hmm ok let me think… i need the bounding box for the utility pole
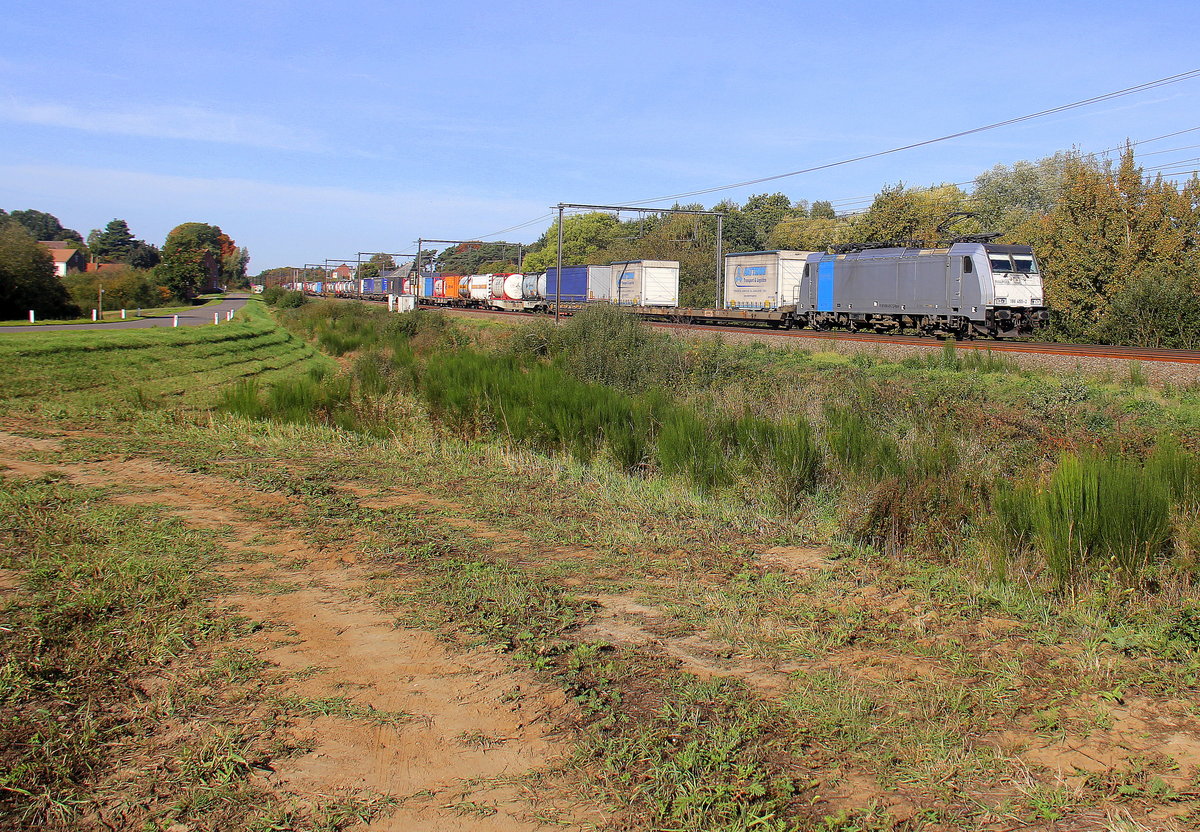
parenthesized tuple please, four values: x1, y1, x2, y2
(555, 205, 564, 323)
(550, 202, 725, 316)
(413, 238, 423, 295)
(715, 213, 724, 309)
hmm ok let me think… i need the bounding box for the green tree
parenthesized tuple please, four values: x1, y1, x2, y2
(768, 215, 848, 251)
(0, 224, 79, 318)
(157, 222, 226, 299)
(221, 246, 250, 285)
(809, 200, 836, 220)
(89, 219, 136, 262)
(436, 243, 521, 274)
(852, 183, 973, 246)
(972, 152, 1070, 235)
(127, 241, 161, 269)
(521, 213, 623, 273)
(356, 252, 397, 279)
(7, 209, 83, 243)
(1096, 271, 1200, 348)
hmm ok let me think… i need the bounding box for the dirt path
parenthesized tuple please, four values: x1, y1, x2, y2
(0, 431, 596, 831)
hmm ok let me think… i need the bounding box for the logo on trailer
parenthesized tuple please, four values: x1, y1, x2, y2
(733, 265, 767, 288)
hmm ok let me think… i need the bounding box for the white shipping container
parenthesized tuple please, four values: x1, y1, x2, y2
(611, 260, 679, 307)
(724, 251, 815, 309)
(587, 265, 613, 300)
(467, 274, 491, 301)
(503, 274, 524, 300)
(521, 274, 540, 299)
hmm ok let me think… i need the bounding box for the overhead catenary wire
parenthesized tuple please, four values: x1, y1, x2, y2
(438, 77, 1200, 252)
(826, 128, 1200, 212)
(616, 68, 1200, 207)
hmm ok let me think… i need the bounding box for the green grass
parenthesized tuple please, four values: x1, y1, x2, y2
(0, 295, 228, 326)
(4, 299, 1200, 829)
(0, 299, 331, 417)
(0, 480, 245, 828)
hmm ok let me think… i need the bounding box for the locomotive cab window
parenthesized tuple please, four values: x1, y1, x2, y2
(989, 255, 1012, 272)
(962, 257, 973, 274)
(1012, 256, 1038, 274)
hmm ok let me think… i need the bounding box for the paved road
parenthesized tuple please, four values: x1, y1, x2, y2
(0, 294, 251, 333)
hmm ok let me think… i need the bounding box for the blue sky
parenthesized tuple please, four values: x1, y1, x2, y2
(2, 0, 1198, 271)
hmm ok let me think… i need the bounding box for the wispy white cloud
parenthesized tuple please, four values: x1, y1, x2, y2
(0, 99, 325, 152)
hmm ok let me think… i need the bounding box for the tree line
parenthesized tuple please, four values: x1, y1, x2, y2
(0, 210, 249, 320)
(510, 145, 1200, 345)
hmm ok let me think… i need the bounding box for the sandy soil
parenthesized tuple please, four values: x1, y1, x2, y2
(0, 430, 597, 831)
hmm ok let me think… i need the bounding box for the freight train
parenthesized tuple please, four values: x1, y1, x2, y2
(294, 242, 1049, 338)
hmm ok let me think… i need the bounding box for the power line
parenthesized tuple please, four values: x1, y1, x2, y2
(826, 126, 1200, 209)
(617, 68, 1200, 206)
(469, 212, 556, 241)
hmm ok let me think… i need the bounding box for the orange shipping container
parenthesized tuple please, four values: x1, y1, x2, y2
(441, 275, 463, 300)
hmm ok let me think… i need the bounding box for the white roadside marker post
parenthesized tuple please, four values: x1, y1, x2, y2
(173, 315, 179, 327)
(92, 309, 98, 321)
(28, 311, 34, 323)
(121, 309, 126, 320)
(213, 312, 219, 325)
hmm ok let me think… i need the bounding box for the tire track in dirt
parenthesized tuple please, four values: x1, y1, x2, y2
(0, 431, 597, 831)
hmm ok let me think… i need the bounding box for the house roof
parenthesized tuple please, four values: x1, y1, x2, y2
(45, 247, 83, 263)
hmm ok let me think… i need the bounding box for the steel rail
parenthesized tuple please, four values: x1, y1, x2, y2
(418, 304, 1200, 365)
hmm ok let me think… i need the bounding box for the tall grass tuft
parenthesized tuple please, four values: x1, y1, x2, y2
(1145, 436, 1200, 507)
(824, 405, 900, 479)
(1004, 451, 1172, 588)
(218, 379, 265, 420)
(925, 339, 1017, 373)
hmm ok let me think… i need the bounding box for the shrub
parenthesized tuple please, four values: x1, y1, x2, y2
(274, 289, 306, 308)
(1096, 271, 1200, 349)
(552, 304, 684, 393)
(1002, 451, 1172, 588)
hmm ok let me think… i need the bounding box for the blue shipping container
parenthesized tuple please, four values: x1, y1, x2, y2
(422, 276, 435, 297)
(361, 278, 376, 294)
(379, 278, 390, 293)
(543, 266, 589, 303)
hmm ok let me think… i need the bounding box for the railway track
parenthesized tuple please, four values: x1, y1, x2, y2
(421, 303, 1200, 365)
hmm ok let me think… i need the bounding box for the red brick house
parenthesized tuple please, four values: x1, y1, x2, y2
(200, 251, 222, 292)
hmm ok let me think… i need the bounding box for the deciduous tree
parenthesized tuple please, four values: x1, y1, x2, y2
(157, 222, 227, 299)
(0, 224, 79, 318)
(7, 209, 83, 243)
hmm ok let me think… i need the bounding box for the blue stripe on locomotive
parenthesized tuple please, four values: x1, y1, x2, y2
(817, 260, 835, 312)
